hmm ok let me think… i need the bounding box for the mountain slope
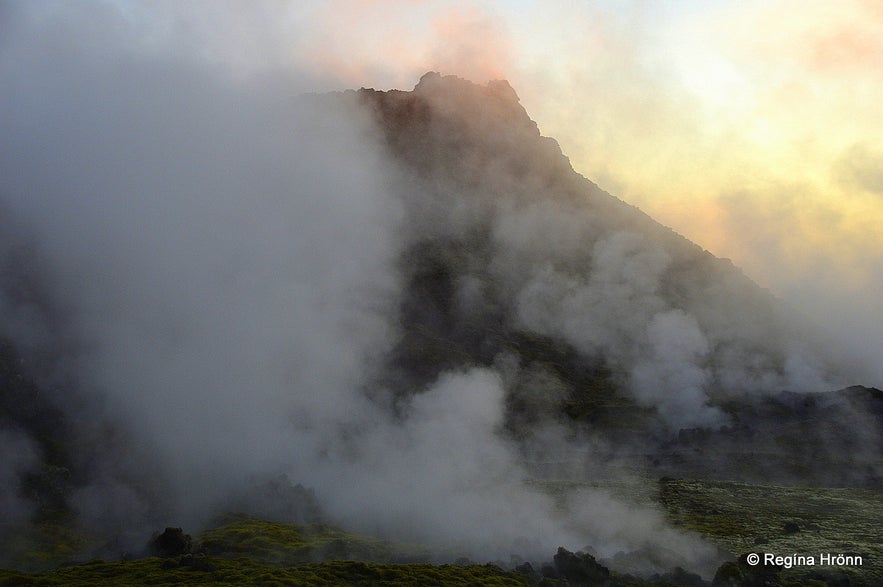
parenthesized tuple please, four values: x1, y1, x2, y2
(353, 72, 843, 431)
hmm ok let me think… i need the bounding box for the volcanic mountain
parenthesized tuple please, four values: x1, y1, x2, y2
(349, 72, 881, 485)
(0, 71, 880, 581)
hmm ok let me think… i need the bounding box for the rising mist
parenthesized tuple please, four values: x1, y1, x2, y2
(1, 2, 878, 580)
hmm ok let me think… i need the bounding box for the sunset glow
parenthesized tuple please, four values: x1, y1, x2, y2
(284, 0, 882, 348)
(255, 1, 881, 316)
(6, 0, 881, 354)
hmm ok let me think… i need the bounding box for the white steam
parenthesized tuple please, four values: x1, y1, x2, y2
(0, 1, 864, 579)
(631, 310, 722, 428)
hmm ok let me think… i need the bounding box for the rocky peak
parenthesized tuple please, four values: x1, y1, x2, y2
(413, 71, 521, 105)
(357, 72, 569, 187)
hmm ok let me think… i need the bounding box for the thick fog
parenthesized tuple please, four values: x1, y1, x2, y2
(0, 1, 874, 578)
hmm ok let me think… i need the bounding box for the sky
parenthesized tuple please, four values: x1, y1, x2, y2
(299, 0, 882, 369)
(2, 0, 880, 361)
(32, 0, 876, 365)
(509, 1, 883, 357)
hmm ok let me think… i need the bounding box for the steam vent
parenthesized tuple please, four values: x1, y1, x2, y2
(1, 68, 880, 586)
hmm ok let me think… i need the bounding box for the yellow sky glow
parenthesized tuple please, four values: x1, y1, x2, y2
(5, 0, 879, 378)
(156, 0, 880, 338)
(497, 0, 883, 301)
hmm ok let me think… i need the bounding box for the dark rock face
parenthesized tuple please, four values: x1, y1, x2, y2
(552, 546, 610, 586)
(148, 527, 192, 557)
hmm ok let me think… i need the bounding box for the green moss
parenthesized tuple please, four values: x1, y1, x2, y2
(3, 477, 878, 586)
(199, 515, 430, 565)
(1, 516, 99, 572)
(658, 478, 882, 586)
(0, 558, 532, 586)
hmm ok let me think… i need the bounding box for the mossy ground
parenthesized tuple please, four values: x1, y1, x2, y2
(3, 480, 879, 585)
(1, 517, 99, 571)
(199, 516, 432, 565)
(0, 558, 531, 586)
(658, 478, 882, 585)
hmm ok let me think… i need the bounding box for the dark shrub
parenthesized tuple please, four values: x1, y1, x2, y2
(552, 546, 610, 586)
(148, 527, 192, 557)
